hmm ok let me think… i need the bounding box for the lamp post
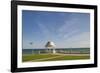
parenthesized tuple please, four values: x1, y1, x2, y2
(29, 42, 34, 54)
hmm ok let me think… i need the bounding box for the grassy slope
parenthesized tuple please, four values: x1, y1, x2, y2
(22, 54, 90, 62)
(40, 55, 90, 61)
(22, 54, 59, 62)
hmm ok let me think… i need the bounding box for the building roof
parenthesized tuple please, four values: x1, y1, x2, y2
(45, 41, 56, 48)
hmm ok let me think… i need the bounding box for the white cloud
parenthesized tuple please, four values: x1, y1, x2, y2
(63, 29, 79, 38)
(57, 16, 81, 40)
(58, 17, 78, 33)
(37, 23, 50, 35)
(56, 32, 90, 48)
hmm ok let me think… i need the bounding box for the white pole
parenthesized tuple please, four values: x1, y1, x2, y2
(53, 48, 56, 54)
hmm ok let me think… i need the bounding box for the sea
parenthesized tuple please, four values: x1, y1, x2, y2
(22, 48, 90, 54)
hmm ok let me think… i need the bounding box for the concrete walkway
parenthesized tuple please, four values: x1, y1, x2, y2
(31, 55, 65, 61)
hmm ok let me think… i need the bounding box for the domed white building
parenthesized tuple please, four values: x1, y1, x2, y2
(45, 41, 56, 54)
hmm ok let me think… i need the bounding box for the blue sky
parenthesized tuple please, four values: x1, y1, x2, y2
(22, 10, 90, 49)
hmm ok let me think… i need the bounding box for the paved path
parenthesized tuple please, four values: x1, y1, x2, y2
(54, 53, 90, 56)
(31, 55, 65, 62)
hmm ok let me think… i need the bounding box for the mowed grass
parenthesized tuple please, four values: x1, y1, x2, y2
(22, 54, 60, 62)
(22, 54, 90, 62)
(41, 55, 90, 61)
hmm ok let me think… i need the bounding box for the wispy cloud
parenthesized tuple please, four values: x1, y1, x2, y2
(58, 18, 78, 33)
(57, 17, 80, 40)
(58, 32, 90, 48)
(63, 29, 80, 38)
(37, 23, 49, 35)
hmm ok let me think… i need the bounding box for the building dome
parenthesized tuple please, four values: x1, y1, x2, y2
(45, 41, 56, 48)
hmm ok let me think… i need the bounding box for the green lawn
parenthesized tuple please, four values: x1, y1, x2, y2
(22, 54, 60, 62)
(22, 54, 90, 62)
(41, 55, 90, 61)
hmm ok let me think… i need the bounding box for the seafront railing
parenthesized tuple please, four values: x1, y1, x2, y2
(22, 48, 90, 54)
